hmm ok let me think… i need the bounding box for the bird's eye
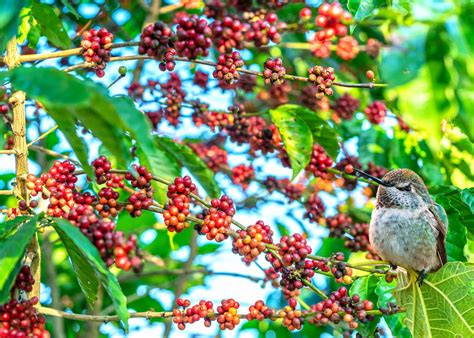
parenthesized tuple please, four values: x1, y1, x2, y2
(397, 184, 411, 192)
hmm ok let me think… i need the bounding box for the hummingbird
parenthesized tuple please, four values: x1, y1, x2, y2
(354, 168, 448, 281)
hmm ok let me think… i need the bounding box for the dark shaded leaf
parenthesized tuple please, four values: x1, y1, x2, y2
(52, 219, 129, 330)
(0, 215, 39, 303)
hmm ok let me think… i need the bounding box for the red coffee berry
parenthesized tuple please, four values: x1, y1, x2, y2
(300, 7, 312, 21)
(335, 156, 362, 190)
(366, 70, 375, 81)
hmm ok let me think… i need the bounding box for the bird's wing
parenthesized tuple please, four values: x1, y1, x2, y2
(428, 203, 448, 266)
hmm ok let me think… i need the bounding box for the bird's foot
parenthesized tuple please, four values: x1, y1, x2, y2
(390, 263, 398, 271)
(416, 270, 427, 287)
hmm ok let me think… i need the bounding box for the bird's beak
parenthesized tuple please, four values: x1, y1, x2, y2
(353, 168, 392, 187)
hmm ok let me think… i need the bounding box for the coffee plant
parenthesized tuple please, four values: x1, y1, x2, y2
(0, 1, 473, 337)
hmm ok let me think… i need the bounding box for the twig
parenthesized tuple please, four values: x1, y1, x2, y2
(0, 149, 16, 155)
(29, 145, 81, 167)
(63, 54, 386, 89)
(27, 125, 58, 147)
(0, 190, 14, 195)
(301, 279, 328, 300)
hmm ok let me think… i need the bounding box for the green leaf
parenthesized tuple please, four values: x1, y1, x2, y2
(155, 136, 221, 197)
(0, 216, 29, 240)
(52, 219, 129, 330)
(198, 243, 220, 255)
(61, 0, 80, 18)
(269, 105, 313, 179)
(394, 262, 474, 337)
(432, 185, 473, 261)
(7, 67, 144, 175)
(0, 215, 38, 303)
(381, 25, 428, 86)
(31, 0, 70, 49)
(350, 275, 380, 304)
(0, 0, 26, 51)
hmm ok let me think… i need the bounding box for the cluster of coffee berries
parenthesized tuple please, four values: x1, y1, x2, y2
(199, 195, 235, 242)
(216, 299, 240, 330)
(365, 101, 387, 124)
(138, 22, 175, 69)
(326, 213, 352, 237)
(231, 164, 255, 190)
(336, 36, 360, 60)
(310, 35, 332, 58)
(308, 287, 375, 330)
(299, 85, 328, 111)
(279, 178, 305, 202)
(279, 298, 303, 331)
(173, 298, 215, 330)
(13, 265, 35, 293)
(232, 221, 273, 263)
(113, 233, 143, 272)
(277, 234, 312, 267)
(80, 28, 113, 77)
(92, 156, 124, 188)
(175, 15, 212, 59)
(331, 93, 360, 120)
(125, 164, 153, 190)
(335, 156, 362, 190)
(305, 144, 334, 179)
(193, 70, 209, 89)
(330, 255, 354, 284)
(245, 13, 282, 47)
(164, 176, 196, 233)
(304, 193, 326, 223)
(366, 38, 382, 58)
(213, 52, 244, 84)
(127, 82, 145, 100)
(189, 142, 228, 172)
(314, 2, 352, 41)
(26, 160, 77, 217)
(159, 73, 186, 126)
(280, 259, 317, 291)
(96, 187, 121, 218)
(237, 74, 257, 92)
(0, 297, 49, 338)
(126, 190, 153, 218)
(211, 16, 246, 53)
(379, 301, 400, 315)
(246, 300, 274, 321)
(308, 66, 335, 99)
(263, 58, 286, 86)
(191, 102, 232, 131)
